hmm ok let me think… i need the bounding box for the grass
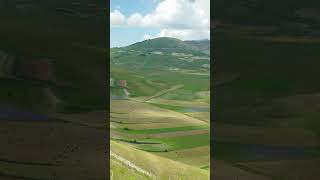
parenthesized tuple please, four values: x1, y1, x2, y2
(134, 133, 210, 151)
(110, 159, 151, 180)
(148, 103, 187, 113)
(110, 140, 209, 180)
(185, 112, 210, 123)
(111, 66, 168, 97)
(110, 36, 210, 179)
(158, 133, 210, 150)
(116, 125, 209, 134)
(156, 146, 210, 168)
(110, 99, 207, 127)
(111, 64, 209, 100)
(110, 98, 210, 176)
(147, 98, 209, 108)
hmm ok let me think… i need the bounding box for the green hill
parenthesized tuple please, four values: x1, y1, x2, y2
(184, 40, 210, 55)
(127, 37, 189, 50)
(110, 37, 210, 72)
(110, 37, 210, 179)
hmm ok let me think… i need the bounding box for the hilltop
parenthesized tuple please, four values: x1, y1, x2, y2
(125, 37, 209, 55)
(111, 37, 210, 72)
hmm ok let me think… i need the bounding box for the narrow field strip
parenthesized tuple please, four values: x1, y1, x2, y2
(110, 116, 128, 119)
(148, 129, 209, 138)
(111, 138, 162, 144)
(115, 125, 209, 134)
(131, 133, 210, 152)
(110, 151, 155, 178)
(148, 103, 209, 113)
(110, 112, 128, 114)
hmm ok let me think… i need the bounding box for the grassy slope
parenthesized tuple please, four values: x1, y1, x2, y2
(111, 140, 209, 180)
(110, 159, 151, 180)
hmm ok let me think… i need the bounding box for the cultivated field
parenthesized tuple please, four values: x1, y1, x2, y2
(110, 99, 210, 168)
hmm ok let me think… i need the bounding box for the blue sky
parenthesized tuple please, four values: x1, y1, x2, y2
(110, 0, 157, 16)
(110, 0, 159, 47)
(110, 0, 210, 47)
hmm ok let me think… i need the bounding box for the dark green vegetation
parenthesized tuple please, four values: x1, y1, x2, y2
(0, 1, 107, 179)
(116, 125, 208, 134)
(111, 37, 209, 71)
(126, 37, 209, 55)
(147, 103, 188, 112)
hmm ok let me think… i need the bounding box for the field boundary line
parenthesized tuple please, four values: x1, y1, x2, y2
(143, 84, 184, 102)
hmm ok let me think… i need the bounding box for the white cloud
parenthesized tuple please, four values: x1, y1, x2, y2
(111, 0, 210, 40)
(144, 28, 209, 41)
(143, 34, 152, 40)
(157, 28, 209, 40)
(128, 0, 209, 30)
(110, 10, 126, 26)
(127, 13, 144, 26)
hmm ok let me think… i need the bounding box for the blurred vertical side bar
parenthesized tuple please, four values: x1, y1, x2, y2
(210, 0, 214, 179)
(0, 0, 108, 179)
(212, 0, 320, 180)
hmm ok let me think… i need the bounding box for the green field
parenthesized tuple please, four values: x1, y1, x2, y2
(110, 38, 210, 179)
(111, 159, 151, 180)
(111, 140, 209, 180)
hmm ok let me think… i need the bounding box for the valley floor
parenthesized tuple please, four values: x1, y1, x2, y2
(110, 88, 210, 179)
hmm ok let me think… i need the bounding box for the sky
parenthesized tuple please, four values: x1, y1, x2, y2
(110, 0, 210, 47)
